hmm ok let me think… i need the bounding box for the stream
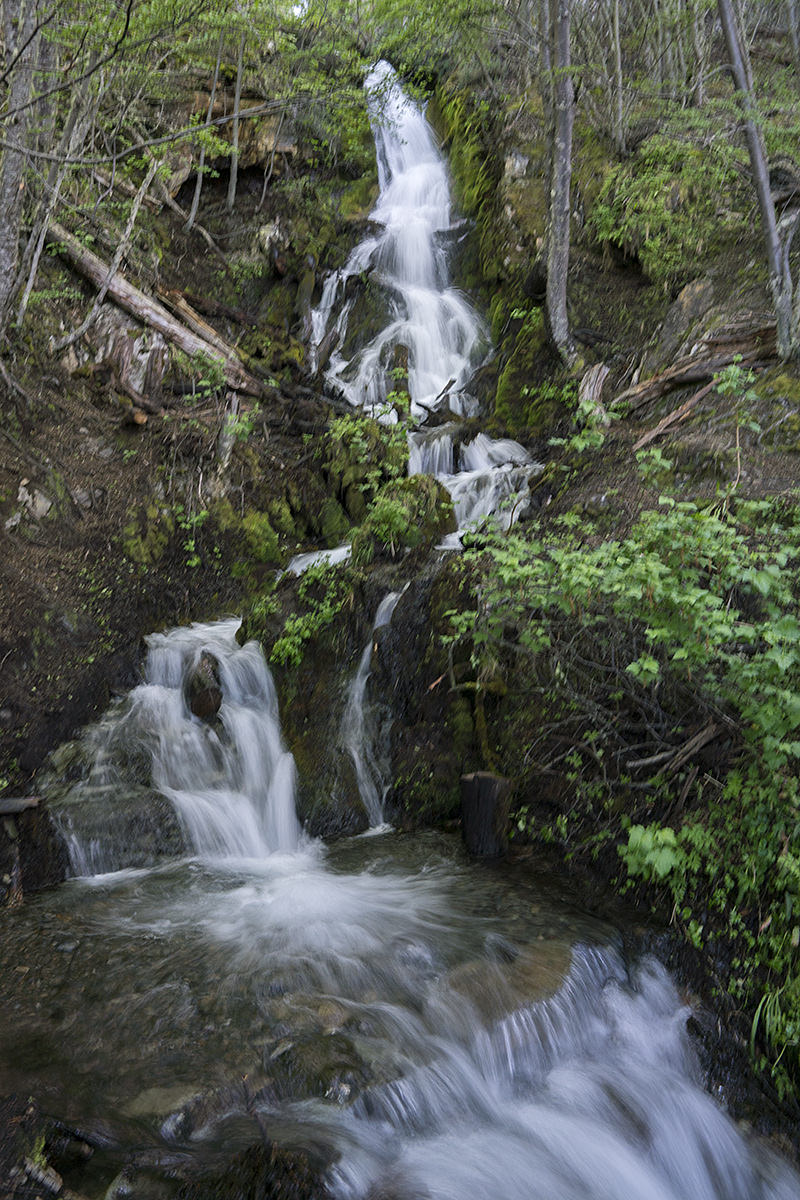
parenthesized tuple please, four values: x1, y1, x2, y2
(2, 61, 800, 1200)
(3, 621, 800, 1199)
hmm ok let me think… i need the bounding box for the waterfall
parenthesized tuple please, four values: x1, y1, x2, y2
(340, 591, 402, 827)
(312, 62, 542, 538)
(51, 620, 301, 871)
(312, 61, 485, 418)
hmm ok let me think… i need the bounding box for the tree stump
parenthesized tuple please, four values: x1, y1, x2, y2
(460, 772, 511, 857)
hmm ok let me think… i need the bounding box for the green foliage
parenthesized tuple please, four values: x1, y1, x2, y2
(351, 475, 455, 564)
(270, 561, 351, 667)
(444, 493, 800, 1091)
(174, 503, 209, 568)
(323, 411, 408, 520)
(589, 135, 747, 288)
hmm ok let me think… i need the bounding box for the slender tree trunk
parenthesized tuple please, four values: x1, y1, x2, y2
(611, 0, 625, 152)
(52, 159, 159, 352)
(539, 0, 554, 130)
(14, 85, 95, 325)
(226, 32, 245, 213)
(691, 0, 707, 106)
(788, 0, 800, 74)
(717, 0, 795, 358)
(185, 35, 222, 233)
(546, 0, 575, 364)
(0, 0, 38, 334)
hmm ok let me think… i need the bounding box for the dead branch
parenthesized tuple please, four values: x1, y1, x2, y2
(614, 325, 777, 412)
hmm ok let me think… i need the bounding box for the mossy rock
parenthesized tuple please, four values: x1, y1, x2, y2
(241, 510, 281, 564)
(212, 498, 283, 575)
(268, 497, 297, 538)
(494, 312, 563, 436)
(324, 414, 409, 519)
(339, 279, 394, 360)
(319, 496, 351, 546)
(122, 501, 174, 566)
(339, 175, 379, 221)
(351, 476, 455, 565)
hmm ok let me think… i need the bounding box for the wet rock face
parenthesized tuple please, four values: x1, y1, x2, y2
(185, 652, 222, 722)
(175, 1141, 330, 1200)
(0, 801, 67, 907)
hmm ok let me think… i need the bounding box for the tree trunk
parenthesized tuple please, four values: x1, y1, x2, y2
(788, 0, 800, 74)
(226, 32, 245, 212)
(0, 0, 38, 334)
(460, 772, 511, 857)
(545, 0, 575, 364)
(717, 0, 795, 358)
(185, 35, 223, 233)
(611, 0, 625, 152)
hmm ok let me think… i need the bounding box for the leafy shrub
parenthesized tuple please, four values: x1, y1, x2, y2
(589, 135, 747, 288)
(444, 492, 800, 1091)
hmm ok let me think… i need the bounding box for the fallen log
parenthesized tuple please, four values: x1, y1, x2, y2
(47, 223, 263, 396)
(156, 287, 243, 360)
(614, 325, 777, 412)
(632, 380, 717, 452)
(178, 290, 254, 326)
(0, 796, 39, 816)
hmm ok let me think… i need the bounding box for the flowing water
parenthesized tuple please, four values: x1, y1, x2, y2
(3, 622, 800, 1199)
(339, 591, 402, 827)
(312, 61, 541, 537)
(3, 62, 800, 1200)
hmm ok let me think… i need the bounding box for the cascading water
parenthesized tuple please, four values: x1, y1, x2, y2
(312, 62, 541, 537)
(340, 590, 402, 827)
(6, 62, 800, 1200)
(52, 620, 301, 871)
(7, 626, 800, 1199)
(312, 61, 485, 418)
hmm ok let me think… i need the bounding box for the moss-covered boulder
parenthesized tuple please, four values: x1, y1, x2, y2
(323, 413, 408, 522)
(351, 476, 455, 565)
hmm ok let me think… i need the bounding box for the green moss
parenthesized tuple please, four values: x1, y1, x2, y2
(572, 120, 616, 222)
(320, 496, 351, 546)
(241, 511, 281, 564)
(447, 694, 475, 761)
(494, 311, 561, 436)
(122, 502, 174, 566)
(351, 475, 455, 565)
(393, 756, 461, 828)
(339, 175, 379, 221)
(588, 134, 748, 288)
(268, 498, 297, 537)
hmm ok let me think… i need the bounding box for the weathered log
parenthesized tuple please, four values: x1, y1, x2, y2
(632, 380, 717, 452)
(614, 325, 777, 411)
(460, 772, 511, 857)
(156, 287, 242, 360)
(47, 223, 262, 396)
(179, 290, 254, 326)
(0, 796, 39, 815)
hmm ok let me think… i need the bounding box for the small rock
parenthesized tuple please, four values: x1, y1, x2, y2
(18, 482, 52, 520)
(504, 149, 529, 179)
(185, 652, 222, 722)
